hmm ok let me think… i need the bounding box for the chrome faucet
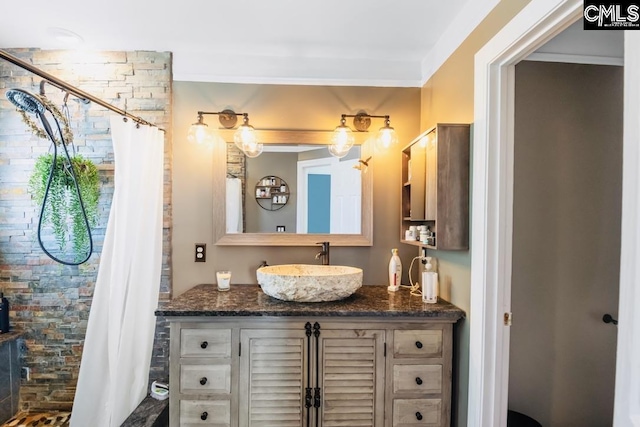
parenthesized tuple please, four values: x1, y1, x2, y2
(315, 242, 330, 265)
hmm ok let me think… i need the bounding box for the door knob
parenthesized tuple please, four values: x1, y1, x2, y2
(201, 412, 208, 420)
(200, 377, 208, 385)
(416, 412, 423, 421)
(415, 341, 423, 349)
(201, 341, 208, 349)
(603, 314, 618, 325)
(415, 377, 423, 385)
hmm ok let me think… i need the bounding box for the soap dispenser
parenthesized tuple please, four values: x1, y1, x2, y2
(0, 292, 9, 333)
(421, 257, 438, 304)
(388, 248, 402, 292)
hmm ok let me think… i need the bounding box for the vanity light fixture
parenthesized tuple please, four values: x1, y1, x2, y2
(331, 112, 399, 157)
(233, 113, 262, 158)
(187, 109, 262, 157)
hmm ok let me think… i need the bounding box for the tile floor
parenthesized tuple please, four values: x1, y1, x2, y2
(1, 412, 71, 427)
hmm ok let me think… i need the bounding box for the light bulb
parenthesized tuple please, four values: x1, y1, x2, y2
(233, 124, 255, 149)
(187, 121, 215, 146)
(233, 115, 262, 157)
(234, 113, 259, 154)
(330, 122, 354, 158)
(376, 122, 398, 150)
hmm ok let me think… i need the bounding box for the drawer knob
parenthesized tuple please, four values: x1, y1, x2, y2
(201, 411, 208, 421)
(200, 377, 208, 385)
(415, 341, 423, 349)
(200, 341, 208, 349)
(416, 412, 423, 421)
(415, 377, 423, 385)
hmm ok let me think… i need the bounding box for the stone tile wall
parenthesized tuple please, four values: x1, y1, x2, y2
(0, 49, 172, 411)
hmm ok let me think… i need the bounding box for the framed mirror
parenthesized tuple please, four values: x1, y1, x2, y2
(213, 129, 373, 246)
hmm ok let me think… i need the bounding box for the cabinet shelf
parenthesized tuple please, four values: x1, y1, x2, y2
(255, 175, 290, 211)
(400, 239, 436, 249)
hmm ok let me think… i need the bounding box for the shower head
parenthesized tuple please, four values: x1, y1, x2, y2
(5, 89, 45, 115)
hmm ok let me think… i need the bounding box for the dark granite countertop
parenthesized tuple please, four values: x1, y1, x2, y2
(121, 395, 168, 427)
(155, 284, 465, 320)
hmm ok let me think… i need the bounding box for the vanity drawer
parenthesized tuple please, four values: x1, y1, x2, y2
(393, 365, 442, 394)
(179, 399, 230, 426)
(394, 330, 442, 358)
(393, 398, 441, 427)
(181, 328, 231, 358)
(180, 364, 231, 394)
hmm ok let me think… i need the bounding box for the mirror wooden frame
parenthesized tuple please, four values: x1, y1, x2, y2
(213, 129, 373, 246)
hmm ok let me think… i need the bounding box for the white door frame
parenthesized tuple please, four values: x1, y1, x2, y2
(296, 157, 333, 233)
(468, 0, 640, 426)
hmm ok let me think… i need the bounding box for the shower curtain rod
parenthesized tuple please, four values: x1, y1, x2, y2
(0, 49, 163, 130)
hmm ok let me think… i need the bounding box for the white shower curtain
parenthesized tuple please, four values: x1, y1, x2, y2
(70, 117, 164, 427)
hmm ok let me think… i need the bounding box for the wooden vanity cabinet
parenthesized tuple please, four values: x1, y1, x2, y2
(387, 326, 452, 427)
(169, 318, 454, 427)
(401, 124, 470, 251)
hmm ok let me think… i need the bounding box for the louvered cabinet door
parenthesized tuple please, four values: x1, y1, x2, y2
(239, 329, 308, 427)
(318, 329, 385, 427)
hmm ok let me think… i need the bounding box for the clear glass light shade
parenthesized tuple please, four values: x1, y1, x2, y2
(187, 122, 216, 146)
(233, 124, 257, 150)
(376, 125, 399, 150)
(234, 123, 262, 157)
(329, 124, 355, 158)
(242, 141, 264, 158)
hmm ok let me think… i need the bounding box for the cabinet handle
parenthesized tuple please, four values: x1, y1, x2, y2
(200, 341, 208, 349)
(415, 341, 423, 349)
(416, 412, 423, 421)
(201, 412, 208, 421)
(415, 377, 423, 385)
(200, 377, 208, 385)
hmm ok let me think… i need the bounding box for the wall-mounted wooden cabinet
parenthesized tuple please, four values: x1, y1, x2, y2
(401, 124, 470, 251)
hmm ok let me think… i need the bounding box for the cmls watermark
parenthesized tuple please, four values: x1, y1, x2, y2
(584, 1, 640, 29)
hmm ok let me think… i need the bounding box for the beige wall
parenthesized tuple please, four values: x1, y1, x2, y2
(418, 1, 530, 424)
(509, 61, 622, 426)
(173, 82, 421, 297)
(171, 2, 532, 424)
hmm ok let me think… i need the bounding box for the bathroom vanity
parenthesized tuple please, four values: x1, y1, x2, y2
(156, 285, 464, 427)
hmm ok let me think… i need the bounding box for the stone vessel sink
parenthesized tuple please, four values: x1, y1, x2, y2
(256, 264, 363, 302)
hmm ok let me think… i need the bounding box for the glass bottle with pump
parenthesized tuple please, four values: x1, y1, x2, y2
(422, 257, 438, 303)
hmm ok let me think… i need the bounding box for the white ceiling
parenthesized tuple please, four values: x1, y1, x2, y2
(0, 0, 500, 87)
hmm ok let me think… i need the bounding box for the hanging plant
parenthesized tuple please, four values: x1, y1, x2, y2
(28, 153, 100, 261)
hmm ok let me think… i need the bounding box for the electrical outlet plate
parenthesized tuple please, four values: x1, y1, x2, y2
(195, 243, 206, 262)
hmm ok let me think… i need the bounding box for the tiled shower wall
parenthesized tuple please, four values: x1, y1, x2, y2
(0, 49, 173, 411)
